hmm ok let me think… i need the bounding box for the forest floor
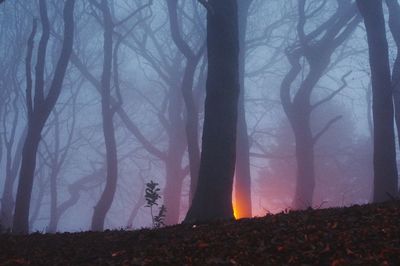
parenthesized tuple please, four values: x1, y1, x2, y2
(0, 201, 399, 265)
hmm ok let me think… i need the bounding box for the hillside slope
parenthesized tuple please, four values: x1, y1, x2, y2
(1, 201, 399, 265)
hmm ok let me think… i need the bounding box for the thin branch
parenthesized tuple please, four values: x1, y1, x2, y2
(34, 0, 51, 107)
(313, 115, 342, 144)
(297, 0, 307, 45)
(311, 70, 351, 110)
(70, 52, 166, 160)
(114, 0, 153, 27)
(25, 18, 37, 120)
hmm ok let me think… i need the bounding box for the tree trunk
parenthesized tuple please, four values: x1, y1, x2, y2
(357, 0, 398, 202)
(164, 159, 185, 224)
(0, 128, 25, 230)
(291, 118, 315, 209)
(163, 73, 187, 225)
(386, 0, 400, 164)
(91, 0, 118, 231)
(11, 128, 41, 233)
(234, 0, 253, 218)
(184, 0, 240, 222)
(279, 2, 359, 209)
(55, 168, 105, 230)
(12, 0, 75, 234)
(182, 60, 201, 205)
(166, 0, 203, 204)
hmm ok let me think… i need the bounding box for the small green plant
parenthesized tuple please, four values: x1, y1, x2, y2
(154, 205, 167, 228)
(145, 181, 167, 228)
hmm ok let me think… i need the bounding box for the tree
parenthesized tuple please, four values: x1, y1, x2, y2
(166, 0, 204, 205)
(357, 0, 399, 202)
(386, 0, 400, 160)
(12, 0, 75, 234)
(184, 0, 240, 222)
(0, 2, 31, 230)
(70, 2, 197, 225)
(234, 0, 253, 219)
(88, 0, 120, 231)
(280, 0, 360, 209)
(256, 100, 372, 213)
(45, 98, 79, 233)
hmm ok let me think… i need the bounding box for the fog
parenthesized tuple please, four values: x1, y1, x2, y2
(0, 0, 398, 233)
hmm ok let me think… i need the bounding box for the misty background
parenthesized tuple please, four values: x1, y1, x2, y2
(0, 0, 396, 233)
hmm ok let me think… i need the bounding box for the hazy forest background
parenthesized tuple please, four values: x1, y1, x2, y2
(0, 0, 399, 234)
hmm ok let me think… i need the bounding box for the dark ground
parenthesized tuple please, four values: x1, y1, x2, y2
(0, 201, 399, 265)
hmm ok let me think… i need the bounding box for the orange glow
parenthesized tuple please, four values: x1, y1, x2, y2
(232, 195, 247, 219)
(233, 203, 238, 219)
(232, 177, 252, 219)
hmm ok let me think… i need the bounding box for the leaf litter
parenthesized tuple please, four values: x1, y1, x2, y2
(0, 200, 399, 265)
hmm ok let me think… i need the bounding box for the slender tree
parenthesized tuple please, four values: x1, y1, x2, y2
(357, 0, 399, 202)
(184, 0, 240, 222)
(0, 9, 29, 230)
(166, 0, 204, 205)
(12, 0, 75, 234)
(386, 0, 400, 156)
(89, 0, 119, 231)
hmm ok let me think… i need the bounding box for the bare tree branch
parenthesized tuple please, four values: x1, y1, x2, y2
(311, 71, 351, 110)
(313, 115, 342, 144)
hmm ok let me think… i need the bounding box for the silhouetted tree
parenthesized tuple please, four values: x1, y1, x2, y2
(88, 0, 119, 231)
(0, 4, 30, 230)
(357, 0, 399, 202)
(184, 0, 239, 222)
(280, 0, 360, 209)
(166, 0, 204, 206)
(386, 0, 400, 157)
(12, 0, 75, 234)
(73, 6, 186, 225)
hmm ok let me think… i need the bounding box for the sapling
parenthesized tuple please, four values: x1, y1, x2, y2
(145, 181, 167, 228)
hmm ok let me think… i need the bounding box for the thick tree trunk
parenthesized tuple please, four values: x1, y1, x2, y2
(91, 0, 118, 231)
(184, 0, 240, 222)
(292, 120, 315, 209)
(357, 0, 398, 202)
(288, 68, 323, 209)
(11, 128, 41, 234)
(234, 0, 253, 218)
